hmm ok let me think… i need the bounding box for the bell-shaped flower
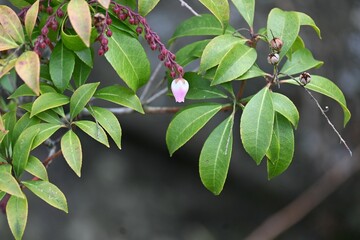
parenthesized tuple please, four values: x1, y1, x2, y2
(171, 78, 189, 103)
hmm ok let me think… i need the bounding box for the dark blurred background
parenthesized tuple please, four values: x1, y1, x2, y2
(1, 0, 360, 239)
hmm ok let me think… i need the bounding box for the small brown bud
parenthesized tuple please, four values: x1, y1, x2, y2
(270, 37, 283, 52)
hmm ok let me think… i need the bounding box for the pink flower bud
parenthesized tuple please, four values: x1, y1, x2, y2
(171, 78, 189, 103)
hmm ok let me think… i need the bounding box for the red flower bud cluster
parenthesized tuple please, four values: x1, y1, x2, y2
(111, 3, 184, 78)
(94, 13, 112, 56)
(34, 15, 59, 55)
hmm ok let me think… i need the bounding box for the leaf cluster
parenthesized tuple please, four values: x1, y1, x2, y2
(0, 0, 351, 239)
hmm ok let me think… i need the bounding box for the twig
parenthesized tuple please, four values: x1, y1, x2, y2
(244, 146, 360, 240)
(281, 75, 352, 157)
(140, 62, 163, 102)
(236, 81, 246, 100)
(42, 149, 62, 168)
(179, 0, 201, 16)
(144, 87, 168, 104)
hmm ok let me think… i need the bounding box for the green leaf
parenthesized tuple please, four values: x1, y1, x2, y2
(236, 64, 266, 81)
(9, 83, 57, 99)
(1, 110, 16, 149)
(0, 25, 18, 51)
(169, 14, 235, 45)
(49, 42, 75, 92)
(31, 92, 69, 117)
(7, 0, 30, 10)
(267, 113, 294, 179)
(15, 51, 40, 95)
(105, 27, 150, 91)
(12, 112, 40, 143)
(24, 0, 39, 38)
(272, 92, 299, 128)
(283, 75, 351, 126)
(0, 171, 24, 198)
(61, 26, 98, 51)
(70, 82, 99, 119)
(88, 106, 122, 149)
(61, 130, 82, 177)
(0, 191, 5, 201)
(199, 0, 229, 30)
(240, 87, 274, 164)
(281, 48, 323, 75)
(73, 120, 109, 147)
(287, 36, 305, 59)
(72, 58, 92, 88)
(176, 39, 211, 66)
(74, 48, 93, 67)
(117, 0, 136, 9)
(0, 163, 12, 173)
(267, 8, 300, 59)
(31, 123, 63, 149)
(94, 85, 144, 113)
(166, 103, 222, 156)
(138, 0, 160, 16)
(22, 180, 68, 213)
(0, 6, 25, 43)
(213, 43, 257, 85)
(19, 102, 62, 124)
(9, 83, 37, 99)
(6, 195, 28, 240)
(183, 72, 228, 100)
(67, 0, 92, 47)
(0, 67, 16, 93)
(231, 0, 255, 28)
(296, 11, 321, 39)
(200, 34, 246, 73)
(13, 127, 39, 176)
(0, 113, 8, 143)
(25, 156, 48, 181)
(34, 109, 63, 125)
(200, 114, 234, 195)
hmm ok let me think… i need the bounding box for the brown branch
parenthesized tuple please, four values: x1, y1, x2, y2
(236, 81, 247, 100)
(244, 146, 360, 240)
(42, 149, 62, 168)
(31, 150, 62, 182)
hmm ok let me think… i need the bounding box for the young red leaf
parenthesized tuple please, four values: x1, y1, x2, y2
(0, 6, 25, 43)
(15, 51, 40, 95)
(24, 0, 39, 38)
(67, 0, 92, 47)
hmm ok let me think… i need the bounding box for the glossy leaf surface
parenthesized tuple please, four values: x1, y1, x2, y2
(267, 113, 294, 179)
(166, 103, 222, 156)
(94, 85, 144, 113)
(70, 82, 99, 119)
(49, 42, 75, 92)
(199, 0, 229, 30)
(240, 87, 274, 164)
(22, 180, 68, 213)
(6, 195, 28, 240)
(89, 106, 122, 149)
(105, 27, 150, 91)
(61, 130, 82, 177)
(231, 0, 255, 27)
(200, 115, 234, 195)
